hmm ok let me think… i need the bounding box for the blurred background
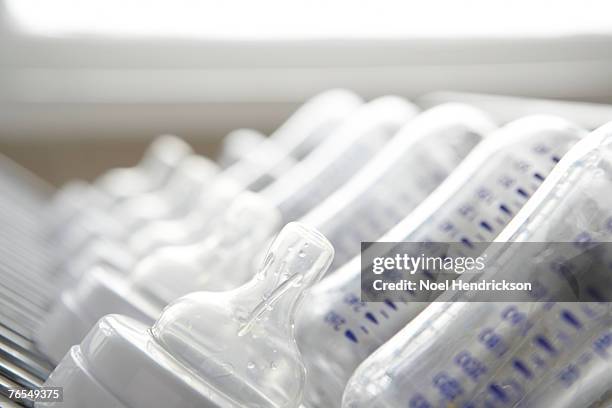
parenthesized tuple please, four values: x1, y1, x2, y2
(1, 0, 612, 185)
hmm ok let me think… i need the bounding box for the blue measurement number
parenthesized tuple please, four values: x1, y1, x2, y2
(408, 394, 432, 408)
(558, 364, 580, 387)
(455, 351, 488, 381)
(479, 328, 508, 358)
(433, 372, 464, 401)
(593, 331, 612, 355)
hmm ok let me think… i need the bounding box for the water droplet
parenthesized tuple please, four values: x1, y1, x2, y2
(298, 251, 306, 258)
(270, 362, 278, 370)
(304, 242, 309, 248)
(247, 362, 256, 369)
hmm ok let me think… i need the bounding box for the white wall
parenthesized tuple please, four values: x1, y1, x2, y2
(2, 0, 612, 141)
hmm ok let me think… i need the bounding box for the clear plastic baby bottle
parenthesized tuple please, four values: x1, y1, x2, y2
(51, 89, 360, 255)
(296, 116, 585, 407)
(54, 154, 219, 254)
(261, 96, 419, 222)
(48, 134, 193, 231)
(40, 222, 334, 408)
(342, 121, 612, 408)
(50, 174, 244, 290)
(218, 128, 270, 168)
(303, 103, 495, 270)
(34, 96, 412, 361)
(36, 190, 281, 362)
(224, 89, 363, 191)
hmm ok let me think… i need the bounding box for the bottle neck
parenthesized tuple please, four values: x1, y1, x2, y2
(234, 243, 330, 339)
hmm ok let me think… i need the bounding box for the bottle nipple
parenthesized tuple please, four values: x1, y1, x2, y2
(151, 222, 334, 407)
(130, 191, 281, 308)
(97, 135, 192, 198)
(140, 134, 194, 177)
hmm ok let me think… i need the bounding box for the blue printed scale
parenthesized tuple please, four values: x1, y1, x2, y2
(297, 117, 583, 408)
(262, 97, 416, 223)
(341, 122, 612, 408)
(335, 134, 575, 348)
(397, 240, 611, 408)
(303, 105, 493, 271)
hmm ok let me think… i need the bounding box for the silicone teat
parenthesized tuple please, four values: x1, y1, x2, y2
(97, 134, 192, 198)
(112, 155, 219, 223)
(219, 128, 270, 167)
(47, 181, 113, 235)
(159, 155, 219, 199)
(130, 191, 281, 307)
(127, 175, 244, 256)
(140, 134, 194, 176)
(151, 222, 334, 407)
(58, 237, 135, 281)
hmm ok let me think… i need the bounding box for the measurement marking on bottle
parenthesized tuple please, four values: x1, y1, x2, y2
(345, 330, 358, 343)
(384, 299, 397, 310)
(499, 204, 512, 215)
(365, 312, 378, 325)
(512, 359, 533, 379)
(516, 187, 529, 198)
(479, 221, 493, 232)
(534, 335, 556, 354)
(560, 310, 582, 330)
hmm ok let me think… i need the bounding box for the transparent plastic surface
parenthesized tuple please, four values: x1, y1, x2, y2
(51, 98, 412, 310)
(218, 128, 298, 182)
(126, 176, 245, 256)
(218, 128, 272, 168)
(262, 96, 419, 222)
(52, 175, 244, 289)
(47, 134, 193, 235)
(52, 177, 245, 289)
(47, 176, 250, 305)
(296, 116, 585, 407)
(53, 155, 220, 253)
(53, 236, 136, 287)
(34, 191, 282, 361)
(43, 223, 334, 408)
(96, 134, 193, 199)
(128, 191, 282, 308)
(47, 181, 114, 235)
(2, 138, 206, 343)
(342, 122, 612, 408)
(51, 89, 359, 256)
(50, 93, 370, 278)
(109, 155, 219, 227)
(151, 222, 334, 407)
(49, 134, 191, 231)
(40, 95, 386, 343)
(303, 103, 495, 271)
(39, 101, 468, 355)
(224, 89, 363, 191)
